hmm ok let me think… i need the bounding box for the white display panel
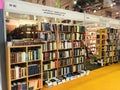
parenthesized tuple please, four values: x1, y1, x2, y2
(5, 0, 84, 21)
(4, 0, 120, 27)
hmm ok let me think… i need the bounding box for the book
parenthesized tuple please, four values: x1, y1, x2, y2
(29, 79, 41, 90)
(28, 64, 39, 75)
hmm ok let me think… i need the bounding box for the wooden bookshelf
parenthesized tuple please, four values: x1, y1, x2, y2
(57, 24, 73, 77)
(37, 22, 58, 81)
(6, 45, 43, 90)
(96, 28, 119, 66)
(6, 21, 87, 88)
(72, 25, 86, 73)
(35, 22, 86, 84)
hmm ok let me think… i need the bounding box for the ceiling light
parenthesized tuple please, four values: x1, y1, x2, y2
(110, 4, 113, 7)
(113, 2, 116, 5)
(116, 12, 119, 15)
(93, 10, 96, 13)
(98, 7, 101, 10)
(73, 0, 77, 5)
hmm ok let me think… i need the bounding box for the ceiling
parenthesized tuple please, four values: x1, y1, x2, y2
(73, 0, 120, 19)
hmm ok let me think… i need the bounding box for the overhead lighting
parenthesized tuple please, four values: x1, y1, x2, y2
(110, 4, 113, 7)
(98, 7, 101, 10)
(113, 2, 116, 5)
(73, 0, 77, 5)
(93, 10, 96, 13)
(110, 2, 116, 7)
(116, 12, 119, 15)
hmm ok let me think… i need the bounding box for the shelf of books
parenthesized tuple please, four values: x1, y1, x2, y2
(6, 18, 89, 88)
(6, 45, 43, 90)
(96, 28, 119, 66)
(72, 25, 86, 74)
(36, 22, 58, 82)
(5, 8, 89, 88)
(117, 30, 120, 61)
(86, 31, 96, 55)
(57, 24, 73, 77)
(36, 22, 87, 87)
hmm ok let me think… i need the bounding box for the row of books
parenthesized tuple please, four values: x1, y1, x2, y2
(58, 50, 72, 58)
(37, 32, 56, 40)
(73, 56, 84, 64)
(113, 56, 119, 61)
(59, 33, 71, 40)
(105, 40, 119, 45)
(58, 58, 72, 67)
(28, 79, 42, 90)
(44, 70, 89, 88)
(106, 57, 112, 63)
(32, 23, 85, 33)
(43, 41, 84, 51)
(11, 66, 26, 80)
(58, 24, 73, 32)
(43, 52, 56, 61)
(73, 33, 85, 40)
(43, 70, 57, 80)
(73, 41, 84, 48)
(28, 64, 40, 75)
(58, 41, 72, 49)
(41, 23, 57, 31)
(102, 51, 114, 57)
(73, 64, 84, 72)
(114, 51, 120, 56)
(58, 66, 72, 76)
(74, 26, 85, 33)
(10, 49, 41, 63)
(43, 61, 57, 71)
(43, 66, 88, 81)
(73, 49, 85, 56)
(37, 30, 85, 41)
(11, 82, 27, 90)
(107, 33, 119, 39)
(113, 40, 119, 45)
(106, 28, 118, 33)
(43, 42, 57, 51)
(43, 40, 86, 51)
(102, 45, 114, 51)
(97, 34, 119, 40)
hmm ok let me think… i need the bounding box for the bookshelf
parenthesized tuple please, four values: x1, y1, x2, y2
(86, 31, 96, 55)
(72, 25, 86, 73)
(6, 45, 43, 90)
(5, 4, 87, 87)
(96, 28, 119, 66)
(35, 22, 86, 85)
(119, 31, 120, 61)
(36, 22, 58, 81)
(6, 20, 87, 87)
(57, 24, 73, 77)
